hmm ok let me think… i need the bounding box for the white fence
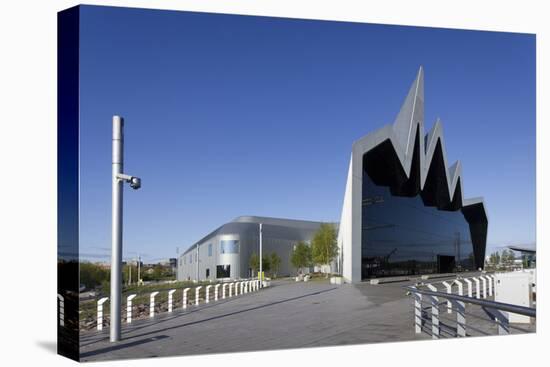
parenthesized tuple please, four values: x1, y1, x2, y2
(93, 278, 265, 331)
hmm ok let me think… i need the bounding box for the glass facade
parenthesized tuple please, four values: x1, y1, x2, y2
(216, 265, 231, 278)
(361, 170, 475, 279)
(220, 240, 239, 254)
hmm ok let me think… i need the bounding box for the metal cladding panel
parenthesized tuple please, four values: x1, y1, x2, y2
(178, 217, 331, 280)
(339, 67, 488, 282)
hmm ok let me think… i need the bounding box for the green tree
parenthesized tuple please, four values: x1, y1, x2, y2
(249, 252, 259, 274)
(291, 241, 312, 275)
(311, 223, 338, 275)
(262, 255, 271, 273)
(80, 262, 109, 289)
(270, 252, 281, 278)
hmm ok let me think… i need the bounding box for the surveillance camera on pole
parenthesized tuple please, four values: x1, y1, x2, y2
(111, 115, 141, 343)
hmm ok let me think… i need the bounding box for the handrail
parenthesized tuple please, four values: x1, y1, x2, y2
(404, 286, 536, 317)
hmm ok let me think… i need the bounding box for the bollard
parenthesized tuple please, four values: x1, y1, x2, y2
(126, 294, 137, 323)
(183, 288, 190, 310)
(490, 275, 496, 296)
(168, 289, 176, 312)
(484, 275, 493, 297)
(464, 278, 473, 297)
(454, 279, 464, 296)
(222, 283, 228, 299)
(240, 282, 244, 295)
(215, 284, 221, 301)
(442, 281, 452, 313)
(480, 277, 487, 298)
(244, 281, 249, 294)
(150, 291, 159, 318)
(473, 277, 481, 299)
(195, 286, 202, 306)
(206, 285, 212, 303)
(229, 283, 234, 297)
(57, 294, 65, 327)
(97, 297, 109, 331)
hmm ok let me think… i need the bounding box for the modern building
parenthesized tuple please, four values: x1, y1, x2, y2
(337, 67, 488, 283)
(177, 67, 488, 284)
(177, 216, 330, 281)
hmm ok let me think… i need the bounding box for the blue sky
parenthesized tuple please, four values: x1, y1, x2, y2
(78, 5, 535, 262)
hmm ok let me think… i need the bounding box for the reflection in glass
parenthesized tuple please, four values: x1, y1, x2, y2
(362, 170, 475, 279)
(220, 240, 240, 254)
(216, 265, 231, 278)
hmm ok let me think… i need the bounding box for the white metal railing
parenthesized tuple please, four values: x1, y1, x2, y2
(406, 284, 535, 338)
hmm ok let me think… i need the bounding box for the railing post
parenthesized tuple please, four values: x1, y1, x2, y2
(473, 277, 481, 299)
(97, 297, 109, 331)
(215, 284, 221, 301)
(454, 279, 464, 296)
(195, 286, 202, 306)
(464, 278, 473, 297)
(412, 287, 423, 334)
(480, 276, 487, 298)
(427, 284, 440, 339)
(150, 291, 159, 318)
(244, 281, 249, 294)
(482, 307, 510, 335)
(442, 281, 452, 313)
(126, 294, 136, 323)
(168, 289, 176, 312)
(229, 283, 234, 297)
(183, 288, 190, 310)
(222, 283, 228, 299)
(449, 299, 466, 337)
(206, 285, 212, 303)
(57, 294, 65, 327)
(240, 282, 244, 295)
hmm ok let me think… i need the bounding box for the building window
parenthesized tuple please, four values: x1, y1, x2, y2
(206, 268, 210, 278)
(208, 243, 213, 257)
(220, 240, 239, 254)
(216, 265, 231, 278)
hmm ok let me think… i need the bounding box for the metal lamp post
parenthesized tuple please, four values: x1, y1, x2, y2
(111, 115, 141, 342)
(259, 223, 263, 288)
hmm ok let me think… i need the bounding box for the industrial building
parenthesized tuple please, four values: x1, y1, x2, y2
(177, 216, 328, 281)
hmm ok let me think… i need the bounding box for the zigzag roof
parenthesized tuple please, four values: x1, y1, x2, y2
(352, 66, 486, 213)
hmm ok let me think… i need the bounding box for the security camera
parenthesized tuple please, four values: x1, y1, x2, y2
(130, 176, 141, 190)
(116, 173, 142, 190)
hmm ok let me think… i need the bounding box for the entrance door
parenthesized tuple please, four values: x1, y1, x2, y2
(437, 255, 455, 273)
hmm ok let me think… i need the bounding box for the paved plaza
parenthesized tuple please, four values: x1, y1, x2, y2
(79, 276, 535, 362)
(80, 278, 429, 361)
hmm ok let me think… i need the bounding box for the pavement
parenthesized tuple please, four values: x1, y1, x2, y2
(79, 276, 534, 362)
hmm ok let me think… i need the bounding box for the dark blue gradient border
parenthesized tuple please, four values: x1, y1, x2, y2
(57, 5, 80, 361)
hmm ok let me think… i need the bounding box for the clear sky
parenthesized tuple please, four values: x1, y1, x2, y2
(77, 5, 536, 263)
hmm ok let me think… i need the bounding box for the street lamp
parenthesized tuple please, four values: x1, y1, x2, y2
(259, 223, 263, 288)
(111, 115, 141, 343)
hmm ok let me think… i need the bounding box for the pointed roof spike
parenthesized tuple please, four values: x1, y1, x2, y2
(393, 66, 425, 156)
